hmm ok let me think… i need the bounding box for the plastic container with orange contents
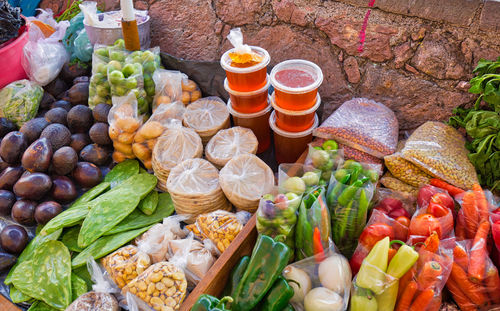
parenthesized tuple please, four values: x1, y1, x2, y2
(271, 92, 320, 132)
(269, 111, 318, 164)
(270, 59, 323, 111)
(221, 46, 270, 92)
(224, 76, 270, 114)
(227, 99, 272, 153)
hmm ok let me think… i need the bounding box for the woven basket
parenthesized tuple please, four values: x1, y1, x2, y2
(183, 97, 230, 145)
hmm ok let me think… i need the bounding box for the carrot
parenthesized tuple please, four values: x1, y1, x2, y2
(455, 214, 467, 241)
(454, 244, 470, 271)
(450, 262, 487, 306)
(426, 295, 442, 311)
(417, 261, 442, 290)
(421, 231, 440, 253)
(461, 191, 480, 239)
(396, 280, 418, 311)
(447, 278, 479, 311)
(473, 184, 489, 223)
(409, 288, 435, 311)
(430, 178, 465, 196)
(484, 266, 500, 304)
(398, 266, 416, 300)
(468, 221, 490, 283)
(388, 247, 397, 263)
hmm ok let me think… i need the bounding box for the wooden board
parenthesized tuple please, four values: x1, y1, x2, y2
(0, 293, 20, 311)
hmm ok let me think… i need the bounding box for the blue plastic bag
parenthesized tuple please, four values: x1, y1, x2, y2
(63, 12, 93, 62)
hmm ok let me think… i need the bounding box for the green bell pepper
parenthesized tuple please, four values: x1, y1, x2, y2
(232, 235, 291, 311)
(192, 294, 233, 311)
(223, 255, 250, 296)
(356, 236, 390, 295)
(259, 276, 294, 311)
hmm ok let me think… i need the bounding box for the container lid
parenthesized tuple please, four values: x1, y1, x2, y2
(270, 59, 323, 94)
(270, 91, 321, 115)
(227, 98, 272, 119)
(269, 110, 319, 138)
(220, 46, 271, 74)
(224, 75, 271, 96)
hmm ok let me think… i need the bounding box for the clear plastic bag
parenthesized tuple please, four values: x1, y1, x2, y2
(408, 203, 454, 240)
(88, 44, 112, 108)
(0, 79, 43, 127)
(338, 142, 383, 165)
(22, 9, 70, 86)
(380, 171, 419, 196)
(127, 48, 162, 106)
(185, 210, 251, 253)
(304, 143, 344, 184)
(152, 69, 184, 111)
(256, 187, 301, 260)
(183, 97, 230, 145)
(283, 246, 351, 311)
(180, 76, 202, 106)
(314, 98, 398, 158)
(73, 29, 93, 62)
(278, 163, 322, 195)
(205, 126, 258, 169)
(101, 245, 151, 289)
(373, 188, 416, 218)
(296, 187, 331, 261)
(401, 121, 479, 189)
(108, 93, 143, 163)
(455, 187, 496, 241)
(133, 104, 184, 170)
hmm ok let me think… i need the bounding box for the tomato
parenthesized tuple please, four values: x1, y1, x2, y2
(417, 185, 441, 208)
(493, 208, 500, 216)
(388, 207, 411, 219)
(427, 202, 450, 218)
(393, 216, 410, 241)
(409, 214, 442, 238)
(359, 223, 394, 249)
(396, 216, 410, 228)
(375, 198, 403, 214)
(349, 245, 369, 275)
(430, 192, 454, 211)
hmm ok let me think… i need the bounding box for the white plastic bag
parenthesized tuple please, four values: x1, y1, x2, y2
(152, 69, 184, 111)
(22, 9, 70, 86)
(227, 28, 252, 55)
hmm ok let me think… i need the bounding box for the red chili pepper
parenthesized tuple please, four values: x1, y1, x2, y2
(427, 202, 450, 218)
(313, 227, 325, 262)
(359, 223, 394, 249)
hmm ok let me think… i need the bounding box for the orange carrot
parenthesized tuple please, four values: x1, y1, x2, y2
(409, 288, 435, 311)
(398, 266, 416, 300)
(468, 221, 490, 283)
(473, 184, 489, 223)
(422, 231, 440, 253)
(430, 178, 465, 196)
(484, 266, 500, 304)
(426, 295, 442, 311)
(450, 262, 487, 306)
(455, 215, 466, 241)
(396, 280, 418, 311)
(461, 191, 479, 239)
(447, 278, 479, 311)
(454, 244, 470, 272)
(417, 261, 442, 290)
(388, 248, 397, 263)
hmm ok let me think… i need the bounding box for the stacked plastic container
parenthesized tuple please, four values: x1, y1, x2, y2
(269, 60, 323, 164)
(221, 46, 272, 153)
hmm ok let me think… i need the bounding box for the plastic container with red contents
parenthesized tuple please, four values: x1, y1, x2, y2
(221, 46, 270, 92)
(271, 92, 320, 132)
(227, 99, 272, 153)
(224, 76, 270, 114)
(269, 111, 319, 164)
(270, 59, 323, 111)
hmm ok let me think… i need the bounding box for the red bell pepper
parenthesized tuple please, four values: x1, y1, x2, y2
(359, 223, 394, 249)
(492, 220, 500, 252)
(427, 202, 449, 218)
(417, 185, 442, 208)
(409, 214, 442, 238)
(349, 244, 369, 275)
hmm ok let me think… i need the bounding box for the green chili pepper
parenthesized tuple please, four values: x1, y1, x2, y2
(327, 174, 350, 207)
(354, 189, 370, 237)
(233, 235, 291, 311)
(223, 256, 250, 297)
(334, 200, 353, 243)
(337, 179, 363, 206)
(259, 276, 294, 311)
(192, 294, 233, 311)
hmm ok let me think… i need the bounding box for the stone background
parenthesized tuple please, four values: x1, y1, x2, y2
(42, 0, 500, 132)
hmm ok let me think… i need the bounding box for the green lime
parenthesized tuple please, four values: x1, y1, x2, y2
(108, 70, 125, 85)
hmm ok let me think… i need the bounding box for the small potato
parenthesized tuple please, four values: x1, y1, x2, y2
(113, 141, 133, 155)
(181, 91, 190, 105)
(109, 125, 120, 140)
(139, 121, 164, 139)
(147, 139, 157, 150)
(134, 132, 146, 143)
(118, 132, 135, 144)
(113, 151, 127, 163)
(132, 143, 151, 160)
(182, 79, 197, 92)
(116, 117, 141, 133)
(190, 90, 201, 102)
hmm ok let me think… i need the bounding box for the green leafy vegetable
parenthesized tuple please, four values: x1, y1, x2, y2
(27, 301, 59, 311)
(72, 266, 93, 290)
(138, 190, 158, 215)
(62, 226, 84, 252)
(0, 79, 43, 127)
(104, 159, 140, 187)
(71, 273, 87, 301)
(69, 182, 110, 209)
(10, 285, 33, 303)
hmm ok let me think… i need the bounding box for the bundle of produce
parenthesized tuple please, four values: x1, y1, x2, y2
(401, 121, 479, 189)
(455, 184, 493, 241)
(126, 48, 162, 107)
(393, 234, 454, 311)
(101, 244, 151, 288)
(314, 98, 398, 158)
(153, 69, 184, 111)
(186, 210, 251, 253)
(181, 76, 202, 106)
(151, 125, 202, 191)
(219, 154, 274, 212)
(283, 246, 352, 311)
(88, 43, 114, 108)
(408, 194, 455, 241)
(205, 126, 258, 169)
(278, 163, 323, 194)
(296, 187, 331, 261)
(380, 171, 419, 196)
(446, 239, 500, 310)
(108, 93, 143, 163)
(0, 1, 25, 46)
(132, 103, 184, 170)
(304, 140, 344, 184)
(256, 187, 302, 260)
(167, 158, 230, 215)
(0, 80, 43, 127)
(449, 57, 500, 191)
(491, 207, 500, 259)
(183, 97, 230, 145)
(327, 160, 378, 258)
(350, 237, 419, 311)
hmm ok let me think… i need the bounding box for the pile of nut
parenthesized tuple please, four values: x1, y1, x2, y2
(102, 245, 151, 288)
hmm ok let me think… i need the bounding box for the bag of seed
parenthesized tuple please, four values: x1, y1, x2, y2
(401, 121, 479, 189)
(380, 171, 419, 196)
(101, 245, 152, 289)
(314, 98, 398, 158)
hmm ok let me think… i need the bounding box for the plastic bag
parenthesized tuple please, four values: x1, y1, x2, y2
(183, 96, 230, 145)
(454, 188, 495, 241)
(122, 262, 188, 311)
(0, 79, 43, 127)
(408, 203, 454, 241)
(63, 12, 93, 62)
(373, 188, 416, 218)
(101, 245, 151, 289)
(283, 246, 351, 311)
(133, 104, 184, 170)
(278, 163, 323, 196)
(185, 210, 251, 253)
(180, 76, 202, 106)
(205, 126, 258, 169)
(327, 161, 377, 258)
(380, 171, 419, 196)
(108, 93, 143, 163)
(88, 43, 115, 108)
(314, 98, 398, 158)
(226, 28, 263, 65)
(256, 187, 301, 261)
(135, 215, 187, 263)
(152, 69, 184, 111)
(338, 142, 383, 165)
(296, 187, 331, 261)
(304, 143, 344, 184)
(22, 9, 70, 86)
(401, 121, 479, 189)
(491, 204, 500, 255)
(79, 1, 116, 27)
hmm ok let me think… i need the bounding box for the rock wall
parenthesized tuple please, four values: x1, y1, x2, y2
(41, 0, 500, 131)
